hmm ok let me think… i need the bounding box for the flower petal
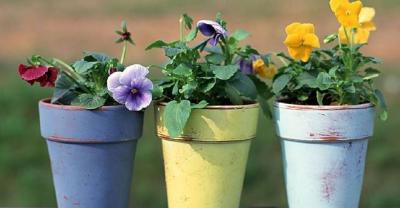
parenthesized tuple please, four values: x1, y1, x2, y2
(303, 34, 320, 48)
(197, 21, 216, 36)
(197, 20, 227, 37)
(285, 22, 302, 35)
(125, 91, 152, 111)
(284, 34, 303, 47)
(239, 59, 253, 75)
(111, 85, 131, 104)
(20, 65, 48, 81)
(330, 0, 348, 12)
(359, 7, 375, 23)
(119, 64, 149, 86)
(107, 71, 123, 91)
(131, 78, 154, 92)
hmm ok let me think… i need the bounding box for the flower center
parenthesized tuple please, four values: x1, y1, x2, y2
(131, 88, 139, 94)
(345, 10, 351, 16)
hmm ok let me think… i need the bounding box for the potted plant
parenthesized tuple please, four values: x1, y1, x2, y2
(18, 22, 153, 208)
(272, 1, 387, 207)
(147, 13, 275, 208)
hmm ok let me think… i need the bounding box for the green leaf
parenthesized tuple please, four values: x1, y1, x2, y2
(164, 47, 185, 57)
(374, 89, 388, 121)
(186, 28, 198, 42)
(316, 72, 333, 90)
(152, 86, 163, 99)
(258, 96, 272, 118)
(344, 84, 356, 94)
(83, 52, 111, 62)
(272, 74, 291, 94)
(316, 91, 325, 106)
(323, 33, 338, 44)
(364, 68, 381, 80)
(172, 82, 179, 95)
(164, 100, 192, 138)
(73, 60, 97, 74)
(200, 78, 216, 93)
(173, 64, 192, 76)
(230, 29, 250, 41)
(296, 72, 317, 89)
(205, 53, 225, 64)
(182, 14, 193, 30)
(228, 73, 258, 99)
(225, 84, 243, 105)
(249, 75, 273, 100)
(191, 100, 208, 109)
(51, 73, 78, 104)
(211, 65, 238, 80)
(71, 93, 106, 109)
(146, 40, 168, 50)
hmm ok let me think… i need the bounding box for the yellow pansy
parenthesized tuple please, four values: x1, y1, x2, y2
(252, 59, 277, 79)
(334, 1, 363, 28)
(284, 22, 320, 62)
(330, 0, 348, 12)
(339, 7, 376, 44)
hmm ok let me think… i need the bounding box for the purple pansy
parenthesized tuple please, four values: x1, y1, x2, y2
(238, 55, 257, 75)
(107, 64, 153, 111)
(197, 20, 227, 46)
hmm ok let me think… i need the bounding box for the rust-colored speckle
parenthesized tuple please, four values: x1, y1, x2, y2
(321, 161, 347, 201)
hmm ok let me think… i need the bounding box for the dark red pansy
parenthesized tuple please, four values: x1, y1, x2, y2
(18, 64, 58, 87)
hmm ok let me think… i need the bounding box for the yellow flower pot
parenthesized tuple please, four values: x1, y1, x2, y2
(155, 103, 259, 208)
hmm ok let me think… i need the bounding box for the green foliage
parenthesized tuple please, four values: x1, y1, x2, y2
(148, 13, 273, 137)
(273, 39, 387, 120)
(31, 51, 125, 108)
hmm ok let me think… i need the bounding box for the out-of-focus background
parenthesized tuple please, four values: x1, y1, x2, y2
(0, 0, 399, 207)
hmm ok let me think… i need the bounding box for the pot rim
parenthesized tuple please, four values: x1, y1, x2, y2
(39, 98, 126, 111)
(274, 101, 373, 110)
(156, 101, 259, 110)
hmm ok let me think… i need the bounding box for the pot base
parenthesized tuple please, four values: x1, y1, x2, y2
(282, 138, 368, 208)
(162, 139, 251, 208)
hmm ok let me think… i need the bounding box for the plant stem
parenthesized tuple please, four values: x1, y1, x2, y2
(179, 16, 184, 42)
(120, 41, 127, 64)
(51, 58, 91, 93)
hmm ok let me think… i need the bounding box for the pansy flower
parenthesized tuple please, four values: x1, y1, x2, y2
(107, 64, 153, 111)
(339, 7, 376, 44)
(284, 23, 320, 62)
(18, 64, 58, 87)
(197, 20, 227, 46)
(252, 59, 277, 79)
(332, 0, 363, 28)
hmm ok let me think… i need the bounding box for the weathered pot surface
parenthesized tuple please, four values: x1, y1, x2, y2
(155, 102, 259, 208)
(39, 99, 143, 208)
(274, 101, 375, 208)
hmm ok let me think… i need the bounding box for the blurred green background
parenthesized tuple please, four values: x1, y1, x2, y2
(0, 0, 399, 207)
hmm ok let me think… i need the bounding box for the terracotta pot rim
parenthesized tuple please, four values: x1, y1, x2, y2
(156, 101, 259, 110)
(39, 98, 126, 111)
(274, 101, 373, 110)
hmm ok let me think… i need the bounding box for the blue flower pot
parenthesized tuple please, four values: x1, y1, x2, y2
(38, 99, 143, 208)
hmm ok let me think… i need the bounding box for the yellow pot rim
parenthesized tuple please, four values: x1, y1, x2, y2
(156, 101, 259, 110)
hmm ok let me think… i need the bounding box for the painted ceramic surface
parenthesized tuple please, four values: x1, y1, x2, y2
(274, 102, 375, 208)
(155, 103, 259, 208)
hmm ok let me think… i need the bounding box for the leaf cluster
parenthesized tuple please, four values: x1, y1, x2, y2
(273, 38, 387, 120)
(147, 13, 273, 137)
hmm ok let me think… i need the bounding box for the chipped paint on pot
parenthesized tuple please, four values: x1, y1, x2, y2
(155, 103, 259, 208)
(39, 99, 143, 208)
(274, 102, 375, 208)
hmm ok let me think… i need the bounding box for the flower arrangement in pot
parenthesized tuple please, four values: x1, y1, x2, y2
(272, 1, 387, 207)
(147, 13, 275, 208)
(18, 22, 152, 208)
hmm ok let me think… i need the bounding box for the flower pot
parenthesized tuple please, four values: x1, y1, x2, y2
(155, 103, 259, 208)
(274, 102, 375, 208)
(39, 99, 143, 208)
